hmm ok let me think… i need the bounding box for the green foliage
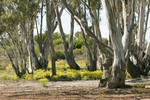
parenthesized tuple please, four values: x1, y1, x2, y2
(55, 50, 65, 60)
(11, 75, 19, 81)
(51, 75, 59, 81)
(47, 60, 103, 81)
(73, 48, 84, 57)
(73, 72, 81, 79)
(81, 70, 103, 80)
(23, 74, 35, 81)
(2, 60, 143, 83)
(34, 33, 46, 44)
(73, 39, 84, 49)
(75, 31, 82, 39)
(140, 75, 144, 79)
(82, 76, 89, 80)
(34, 69, 49, 79)
(0, 73, 19, 81)
(39, 78, 49, 87)
(59, 74, 68, 80)
(88, 0, 101, 10)
(0, 65, 5, 70)
(148, 71, 150, 76)
(0, 73, 11, 80)
(102, 38, 108, 45)
(53, 32, 61, 40)
(53, 39, 62, 45)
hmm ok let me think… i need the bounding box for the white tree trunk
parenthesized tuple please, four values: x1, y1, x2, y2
(144, 37, 150, 58)
(137, 0, 146, 49)
(28, 51, 33, 74)
(53, 0, 80, 70)
(101, 0, 126, 88)
(121, 0, 130, 53)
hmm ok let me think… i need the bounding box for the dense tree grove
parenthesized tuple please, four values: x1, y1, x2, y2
(0, 0, 150, 88)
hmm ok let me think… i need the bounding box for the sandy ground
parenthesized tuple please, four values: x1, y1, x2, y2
(0, 77, 150, 100)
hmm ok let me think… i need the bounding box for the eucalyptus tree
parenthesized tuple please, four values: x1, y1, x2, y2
(45, 0, 57, 75)
(28, 0, 64, 76)
(61, 0, 150, 88)
(68, 0, 101, 71)
(0, 0, 40, 77)
(126, 0, 150, 77)
(52, 0, 80, 70)
(31, 0, 58, 76)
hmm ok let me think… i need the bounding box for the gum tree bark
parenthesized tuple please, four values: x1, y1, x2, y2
(79, 0, 97, 71)
(0, 36, 21, 77)
(125, 0, 150, 77)
(121, 0, 130, 53)
(144, 37, 150, 58)
(137, 0, 146, 51)
(61, 0, 114, 78)
(46, 0, 56, 75)
(101, 0, 126, 88)
(53, 0, 80, 70)
(61, 0, 126, 88)
(29, 0, 60, 72)
(0, 0, 41, 77)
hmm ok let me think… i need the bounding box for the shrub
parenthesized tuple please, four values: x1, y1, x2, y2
(92, 71, 103, 79)
(34, 69, 48, 79)
(82, 76, 89, 80)
(24, 74, 35, 81)
(56, 60, 69, 70)
(6, 64, 13, 70)
(73, 72, 81, 79)
(66, 72, 73, 79)
(73, 48, 83, 57)
(76, 60, 86, 68)
(0, 65, 5, 70)
(53, 32, 61, 40)
(148, 71, 150, 76)
(39, 78, 49, 87)
(0, 74, 11, 80)
(51, 75, 59, 81)
(55, 50, 65, 60)
(73, 39, 84, 49)
(57, 72, 64, 77)
(11, 75, 19, 81)
(59, 74, 68, 80)
(53, 39, 62, 45)
(81, 70, 102, 80)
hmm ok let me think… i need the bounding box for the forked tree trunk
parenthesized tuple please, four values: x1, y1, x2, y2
(126, 0, 150, 78)
(53, 0, 80, 70)
(46, 0, 56, 75)
(28, 22, 41, 70)
(78, 0, 97, 71)
(0, 36, 21, 77)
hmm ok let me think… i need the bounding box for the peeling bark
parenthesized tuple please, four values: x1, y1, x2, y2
(101, 0, 126, 88)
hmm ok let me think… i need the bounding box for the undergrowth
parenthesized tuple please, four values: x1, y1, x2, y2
(1, 60, 150, 83)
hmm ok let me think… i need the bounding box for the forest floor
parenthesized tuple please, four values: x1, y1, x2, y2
(0, 77, 150, 100)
